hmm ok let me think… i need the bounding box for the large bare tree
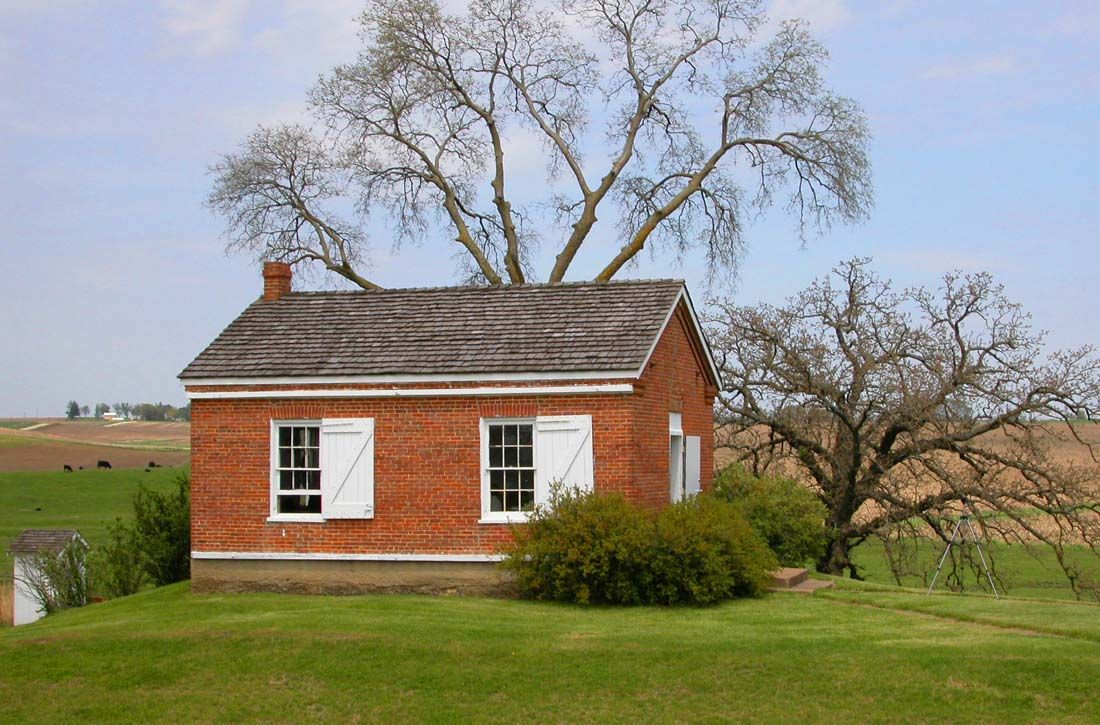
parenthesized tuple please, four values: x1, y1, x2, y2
(207, 0, 871, 287)
(708, 259, 1100, 596)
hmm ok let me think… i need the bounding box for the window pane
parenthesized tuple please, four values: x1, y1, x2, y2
(490, 493, 503, 512)
(292, 427, 304, 446)
(490, 470, 504, 494)
(504, 446, 518, 467)
(305, 427, 318, 447)
(279, 493, 320, 514)
(279, 448, 291, 468)
(279, 470, 294, 490)
(293, 448, 306, 468)
(279, 427, 291, 446)
(518, 425, 532, 446)
(505, 490, 519, 511)
(294, 470, 307, 490)
(489, 445, 503, 467)
(504, 425, 518, 445)
(307, 470, 320, 490)
(306, 447, 319, 469)
(519, 446, 533, 467)
(489, 425, 503, 446)
(520, 490, 534, 510)
(506, 470, 519, 491)
(521, 470, 534, 491)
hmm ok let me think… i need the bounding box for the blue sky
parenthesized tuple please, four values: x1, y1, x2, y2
(1, 1, 1097, 416)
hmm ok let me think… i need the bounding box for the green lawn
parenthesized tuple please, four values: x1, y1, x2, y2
(0, 467, 185, 581)
(851, 536, 1100, 601)
(1, 584, 1099, 722)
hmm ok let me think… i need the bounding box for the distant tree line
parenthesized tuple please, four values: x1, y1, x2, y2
(63, 400, 190, 422)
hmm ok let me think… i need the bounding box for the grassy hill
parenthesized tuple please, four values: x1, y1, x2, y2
(0, 467, 185, 581)
(2, 583, 1099, 722)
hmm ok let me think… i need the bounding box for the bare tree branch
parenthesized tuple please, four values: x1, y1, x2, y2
(210, 1, 871, 289)
(708, 258, 1100, 596)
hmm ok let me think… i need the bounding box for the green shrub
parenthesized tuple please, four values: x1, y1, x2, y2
(503, 487, 778, 605)
(131, 474, 191, 586)
(19, 540, 89, 615)
(713, 463, 827, 567)
(90, 473, 191, 598)
(651, 496, 777, 604)
(502, 487, 654, 604)
(90, 517, 147, 598)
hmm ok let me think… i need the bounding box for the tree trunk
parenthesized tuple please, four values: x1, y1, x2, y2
(818, 535, 862, 579)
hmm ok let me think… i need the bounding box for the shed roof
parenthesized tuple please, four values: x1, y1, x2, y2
(9, 529, 84, 554)
(180, 279, 709, 381)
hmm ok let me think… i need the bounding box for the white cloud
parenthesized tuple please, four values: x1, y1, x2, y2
(768, 0, 853, 33)
(160, 0, 252, 56)
(922, 53, 1016, 81)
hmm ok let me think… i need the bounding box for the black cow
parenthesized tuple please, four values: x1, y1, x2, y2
(63, 464, 73, 473)
(148, 461, 160, 468)
(97, 460, 112, 469)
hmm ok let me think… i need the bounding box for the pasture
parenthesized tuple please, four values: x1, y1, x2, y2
(2, 582, 1100, 722)
(0, 419, 189, 472)
(0, 467, 185, 584)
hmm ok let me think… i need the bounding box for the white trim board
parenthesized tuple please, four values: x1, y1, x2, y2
(182, 370, 636, 387)
(192, 551, 505, 563)
(634, 288, 722, 387)
(188, 383, 633, 401)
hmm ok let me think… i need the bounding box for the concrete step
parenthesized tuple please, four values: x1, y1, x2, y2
(787, 579, 834, 593)
(770, 567, 809, 589)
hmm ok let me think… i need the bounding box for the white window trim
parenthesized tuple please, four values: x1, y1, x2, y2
(269, 419, 324, 523)
(669, 412, 686, 503)
(479, 417, 537, 524)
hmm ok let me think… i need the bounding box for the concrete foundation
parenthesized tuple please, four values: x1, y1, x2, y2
(191, 558, 511, 596)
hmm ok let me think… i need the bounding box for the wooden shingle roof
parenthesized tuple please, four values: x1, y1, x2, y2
(9, 529, 84, 554)
(180, 280, 694, 380)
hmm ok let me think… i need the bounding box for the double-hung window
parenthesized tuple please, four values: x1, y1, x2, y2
(480, 415, 594, 523)
(486, 422, 536, 514)
(270, 418, 376, 521)
(274, 422, 321, 515)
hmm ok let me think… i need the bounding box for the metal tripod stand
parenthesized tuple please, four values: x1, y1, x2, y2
(926, 514, 999, 599)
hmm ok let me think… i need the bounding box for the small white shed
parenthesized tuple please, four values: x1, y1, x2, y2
(10, 529, 86, 626)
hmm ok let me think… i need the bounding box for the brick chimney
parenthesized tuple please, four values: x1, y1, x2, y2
(262, 262, 293, 301)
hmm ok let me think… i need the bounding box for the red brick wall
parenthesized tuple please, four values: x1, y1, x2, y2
(630, 302, 717, 509)
(190, 391, 635, 556)
(188, 304, 717, 557)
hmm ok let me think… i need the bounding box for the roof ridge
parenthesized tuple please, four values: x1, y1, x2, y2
(281, 278, 685, 296)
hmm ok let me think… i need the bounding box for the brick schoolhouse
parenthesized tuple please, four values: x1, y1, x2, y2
(180, 263, 719, 593)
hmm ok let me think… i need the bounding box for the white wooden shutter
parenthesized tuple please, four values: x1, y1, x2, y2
(320, 418, 375, 519)
(685, 435, 701, 496)
(535, 415, 594, 500)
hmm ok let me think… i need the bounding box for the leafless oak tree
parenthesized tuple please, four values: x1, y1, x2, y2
(208, 0, 871, 287)
(707, 259, 1100, 596)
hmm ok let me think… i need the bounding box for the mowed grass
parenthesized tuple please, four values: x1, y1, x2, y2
(0, 467, 185, 581)
(2, 584, 1100, 723)
(851, 537, 1100, 601)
